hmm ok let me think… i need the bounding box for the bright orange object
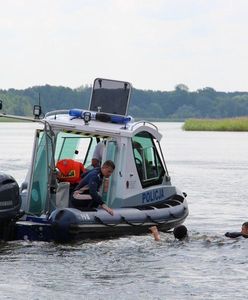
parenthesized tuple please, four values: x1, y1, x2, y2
(56, 159, 86, 184)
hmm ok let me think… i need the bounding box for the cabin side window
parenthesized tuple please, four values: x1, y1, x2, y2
(132, 131, 165, 188)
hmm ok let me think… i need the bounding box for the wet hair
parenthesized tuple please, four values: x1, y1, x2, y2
(173, 225, 188, 240)
(102, 160, 115, 170)
(242, 222, 248, 228)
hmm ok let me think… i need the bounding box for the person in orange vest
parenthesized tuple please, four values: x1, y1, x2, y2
(56, 159, 86, 187)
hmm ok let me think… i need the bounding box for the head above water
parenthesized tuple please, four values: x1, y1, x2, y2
(173, 225, 188, 240)
(241, 222, 248, 235)
(101, 160, 115, 177)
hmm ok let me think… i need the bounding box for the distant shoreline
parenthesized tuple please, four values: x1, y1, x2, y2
(3, 116, 248, 131)
(0, 117, 25, 122)
(183, 117, 248, 131)
(0, 116, 184, 123)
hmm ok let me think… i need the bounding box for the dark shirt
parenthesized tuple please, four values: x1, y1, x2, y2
(74, 167, 104, 206)
(225, 232, 248, 238)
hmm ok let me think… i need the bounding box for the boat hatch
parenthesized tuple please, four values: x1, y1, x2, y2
(89, 78, 132, 116)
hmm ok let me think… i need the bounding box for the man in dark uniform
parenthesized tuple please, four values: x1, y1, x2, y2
(72, 160, 115, 215)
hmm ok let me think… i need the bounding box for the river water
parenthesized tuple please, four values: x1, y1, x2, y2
(0, 122, 248, 300)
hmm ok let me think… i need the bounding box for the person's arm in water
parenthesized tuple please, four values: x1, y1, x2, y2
(225, 222, 248, 238)
(149, 226, 160, 241)
(225, 232, 242, 238)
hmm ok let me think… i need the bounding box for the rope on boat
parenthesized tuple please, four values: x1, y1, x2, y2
(94, 215, 149, 227)
(94, 205, 187, 227)
(94, 215, 165, 227)
(94, 216, 122, 227)
(121, 216, 147, 227)
(146, 216, 167, 225)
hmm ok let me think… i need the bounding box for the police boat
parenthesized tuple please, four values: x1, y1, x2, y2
(0, 78, 188, 242)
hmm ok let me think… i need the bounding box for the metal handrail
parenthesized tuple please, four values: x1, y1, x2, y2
(45, 110, 69, 118)
(130, 120, 158, 131)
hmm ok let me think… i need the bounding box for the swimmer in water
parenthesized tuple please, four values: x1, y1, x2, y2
(225, 222, 248, 238)
(173, 225, 188, 241)
(149, 225, 188, 241)
(149, 226, 161, 241)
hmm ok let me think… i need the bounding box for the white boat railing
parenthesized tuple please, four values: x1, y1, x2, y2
(45, 110, 69, 118)
(130, 120, 158, 132)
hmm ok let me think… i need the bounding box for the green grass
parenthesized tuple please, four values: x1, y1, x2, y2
(0, 117, 25, 122)
(183, 117, 248, 131)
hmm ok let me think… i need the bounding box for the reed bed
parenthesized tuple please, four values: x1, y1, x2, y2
(0, 117, 24, 122)
(183, 117, 248, 131)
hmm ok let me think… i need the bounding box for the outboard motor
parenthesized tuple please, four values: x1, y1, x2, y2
(0, 173, 22, 240)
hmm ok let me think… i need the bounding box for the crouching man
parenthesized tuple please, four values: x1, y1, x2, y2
(72, 160, 115, 216)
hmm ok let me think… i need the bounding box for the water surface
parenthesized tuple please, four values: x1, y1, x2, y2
(0, 122, 248, 300)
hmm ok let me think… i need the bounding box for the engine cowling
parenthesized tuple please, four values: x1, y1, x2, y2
(0, 173, 22, 240)
(0, 173, 21, 220)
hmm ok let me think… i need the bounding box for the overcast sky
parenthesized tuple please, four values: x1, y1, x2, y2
(0, 0, 247, 91)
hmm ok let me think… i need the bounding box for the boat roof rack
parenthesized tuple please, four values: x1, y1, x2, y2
(45, 110, 70, 118)
(89, 78, 132, 116)
(130, 121, 159, 132)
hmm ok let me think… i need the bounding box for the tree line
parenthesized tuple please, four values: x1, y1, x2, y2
(1, 84, 248, 120)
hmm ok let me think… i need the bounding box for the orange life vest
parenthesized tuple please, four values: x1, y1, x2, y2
(56, 159, 86, 184)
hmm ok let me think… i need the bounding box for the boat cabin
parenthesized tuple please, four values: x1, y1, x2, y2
(21, 78, 172, 216)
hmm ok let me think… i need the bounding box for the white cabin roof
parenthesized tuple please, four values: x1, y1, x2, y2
(45, 111, 162, 141)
